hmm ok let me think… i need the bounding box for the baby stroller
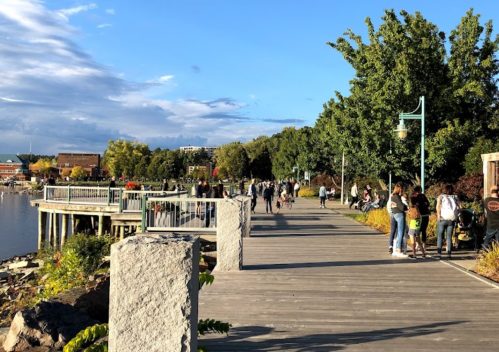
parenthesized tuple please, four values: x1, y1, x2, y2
(453, 209, 480, 251)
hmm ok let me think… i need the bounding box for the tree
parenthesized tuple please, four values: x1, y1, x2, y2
(102, 140, 151, 178)
(31, 158, 53, 176)
(71, 166, 87, 180)
(245, 136, 273, 180)
(214, 142, 249, 179)
(61, 168, 71, 178)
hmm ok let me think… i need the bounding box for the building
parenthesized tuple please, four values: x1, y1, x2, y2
(0, 154, 30, 180)
(186, 163, 213, 179)
(57, 153, 101, 180)
(180, 146, 218, 158)
(482, 152, 499, 198)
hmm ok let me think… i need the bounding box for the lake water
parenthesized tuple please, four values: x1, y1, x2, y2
(0, 188, 40, 260)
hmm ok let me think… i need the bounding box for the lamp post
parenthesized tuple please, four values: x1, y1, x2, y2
(394, 96, 425, 192)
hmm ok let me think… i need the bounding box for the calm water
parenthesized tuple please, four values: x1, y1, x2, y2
(0, 188, 41, 260)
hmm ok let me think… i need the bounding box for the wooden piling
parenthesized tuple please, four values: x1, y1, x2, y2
(53, 213, 60, 249)
(61, 214, 69, 248)
(38, 210, 47, 250)
(98, 214, 104, 237)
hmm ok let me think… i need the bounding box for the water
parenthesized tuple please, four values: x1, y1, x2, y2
(0, 188, 41, 260)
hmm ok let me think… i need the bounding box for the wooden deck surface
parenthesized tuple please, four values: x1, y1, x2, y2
(199, 197, 499, 351)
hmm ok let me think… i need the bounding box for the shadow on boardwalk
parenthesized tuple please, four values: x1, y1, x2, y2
(201, 321, 465, 351)
(243, 258, 430, 270)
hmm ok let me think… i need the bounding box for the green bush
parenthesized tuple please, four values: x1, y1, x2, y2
(31, 184, 41, 191)
(40, 234, 113, 298)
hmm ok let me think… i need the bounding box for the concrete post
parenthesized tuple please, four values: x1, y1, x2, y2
(53, 213, 59, 250)
(48, 212, 54, 246)
(61, 214, 69, 248)
(38, 210, 47, 250)
(98, 214, 104, 237)
(245, 197, 252, 237)
(109, 234, 200, 352)
(216, 199, 244, 271)
(120, 226, 125, 241)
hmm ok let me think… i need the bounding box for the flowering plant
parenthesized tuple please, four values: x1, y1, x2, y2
(125, 181, 141, 190)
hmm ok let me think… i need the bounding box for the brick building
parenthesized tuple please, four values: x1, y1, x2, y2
(0, 154, 30, 180)
(57, 153, 101, 180)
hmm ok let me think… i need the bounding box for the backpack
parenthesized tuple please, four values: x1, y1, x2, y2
(441, 195, 458, 221)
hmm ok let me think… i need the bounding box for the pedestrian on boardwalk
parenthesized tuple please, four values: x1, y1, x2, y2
(239, 179, 245, 195)
(390, 183, 408, 258)
(263, 182, 273, 214)
(109, 176, 116, 188)
(408, 205, 426, 259)
(349, 182, 359, 209)
(319, 182, 327, 209)
(436, 184, 461, 260)
(482, 185, 499, 249)
(162, 179, 169, 192)
(195, 180, 204, 218)
(248, 179, 257, 214)
(411, 186, 430, 250)
(294, 181, 300, 197)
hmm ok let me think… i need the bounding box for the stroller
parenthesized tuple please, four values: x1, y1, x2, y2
(453, 209, 480, 251)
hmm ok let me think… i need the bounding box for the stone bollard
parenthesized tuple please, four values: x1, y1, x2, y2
(244, 197, 252, 237)
(216, 199, 244, 271)
(108, 234, 199, 352)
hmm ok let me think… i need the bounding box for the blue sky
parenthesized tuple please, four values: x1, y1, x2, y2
(1, 0, 497, 154)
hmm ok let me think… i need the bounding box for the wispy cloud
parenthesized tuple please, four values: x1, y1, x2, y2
(97, 23, 112, 29)
(106, 8, 115, 15)
(58, 3, 97, 18)
(0, 0, 289, 154)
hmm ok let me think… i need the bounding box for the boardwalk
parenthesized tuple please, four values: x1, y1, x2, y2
(199, 198, 499, 351)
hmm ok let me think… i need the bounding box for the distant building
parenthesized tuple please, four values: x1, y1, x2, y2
(186, 163, 213, 179)
(57, 153, 101, 180)
(0, 154, 30, 180)
(180, 146, 217, 158)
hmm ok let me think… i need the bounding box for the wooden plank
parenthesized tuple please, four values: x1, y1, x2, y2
(199, 198, 499, 351)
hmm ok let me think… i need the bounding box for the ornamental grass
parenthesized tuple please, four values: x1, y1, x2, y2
(474, 243, 499, 282)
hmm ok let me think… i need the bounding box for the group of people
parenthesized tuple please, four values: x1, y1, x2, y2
(387, 182, 499, 260)
(246, 179, 299, 214)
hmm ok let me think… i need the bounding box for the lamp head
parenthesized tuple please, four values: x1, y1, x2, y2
(395, 120, 408, 139)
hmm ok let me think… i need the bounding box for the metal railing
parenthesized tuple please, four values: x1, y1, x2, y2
(44, 186, 121, 206)
(143, 197, 223, 232)
(121, 191, 188, 213)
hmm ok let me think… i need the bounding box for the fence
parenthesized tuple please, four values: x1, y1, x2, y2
(121, 191, 188, 213)
(44, 186, 121, 205)
(143, 197, 226, 232)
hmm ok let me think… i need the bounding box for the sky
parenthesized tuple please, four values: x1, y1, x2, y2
(0, 0, 498, 155)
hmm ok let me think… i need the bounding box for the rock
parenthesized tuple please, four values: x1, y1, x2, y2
(2, 301, 100, 352)
(40, 274, 49, 282)
(0, 327, 9, 345)
(19, 270, 35, 283)
(0, 272, 10, 280)
(8, 262, 37, 271)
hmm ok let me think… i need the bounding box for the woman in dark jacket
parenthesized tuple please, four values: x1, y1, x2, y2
(411, 186, 430, 250)
(391, 183, 408, 258)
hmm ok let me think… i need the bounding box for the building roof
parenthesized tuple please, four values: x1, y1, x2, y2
(0, 154, 27, 164)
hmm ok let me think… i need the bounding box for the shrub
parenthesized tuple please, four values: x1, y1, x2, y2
(455, 172, 484, 202)
(298, 188, 318, 197)
(311, 174, 334, 188)
(31, 184, 41, 191)
(40, 234, 113, 298)
(474, 242, 499, 282)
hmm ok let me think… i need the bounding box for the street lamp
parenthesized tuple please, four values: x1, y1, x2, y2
(395, 96, 425, 192)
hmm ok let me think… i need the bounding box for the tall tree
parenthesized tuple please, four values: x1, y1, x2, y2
(214, 142, 249, 179)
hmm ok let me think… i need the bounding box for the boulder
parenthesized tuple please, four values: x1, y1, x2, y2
(8, 262, 37, 271)
(0, 272, 9, 280)
(2, 301, 100, 352)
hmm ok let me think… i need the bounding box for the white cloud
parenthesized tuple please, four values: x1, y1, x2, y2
(58, 3, 97, 18)
(0, 0, 291, 155)
(97, 23, 112, 29)
(106, 8, 115, 15)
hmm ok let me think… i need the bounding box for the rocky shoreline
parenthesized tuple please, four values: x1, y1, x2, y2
(0, 188, 43, 196)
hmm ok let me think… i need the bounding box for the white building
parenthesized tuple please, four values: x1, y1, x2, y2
(180, 146, 217, 158)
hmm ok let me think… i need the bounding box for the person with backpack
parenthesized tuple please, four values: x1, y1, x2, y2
(263, 181, 273, 214)
(436, 184, 462, 260)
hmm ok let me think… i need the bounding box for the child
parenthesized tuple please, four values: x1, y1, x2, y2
(408, 205, 426, 259)
(275, 198, 281, 214)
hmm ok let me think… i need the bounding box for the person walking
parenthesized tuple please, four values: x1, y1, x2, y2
(319, 182, 327, 209)
(162, 179, 169, 192)
(109, 176, 116, 188)
(239, 179, 245, 195)
(482, 185, 499, 249)
(248, 179, 257, 214)
(388, 182, 403, 254)
(349, 182, 359, 209)
(436, 184, 461, 260)
(195, 180, 204, 218)
(294, 181, 300, 197)
(408, 205, 426, 259)
(391, 183, 408, 258)
(263, 182, 273, 214)
(411, 185, 430, 250)
(217, 179, 224, 198)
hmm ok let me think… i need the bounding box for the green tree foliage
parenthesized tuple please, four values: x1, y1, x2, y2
(214, 142, 249, 179)
(245, 136, 273, 180)
(464, 137, 498, 174)
(102, 140, 151, 178)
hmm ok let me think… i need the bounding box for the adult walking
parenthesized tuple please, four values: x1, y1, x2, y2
(436, 184, 461, 260)
(263, 182, 273, 214)
(109, 176, 116, 188)
(294, 181, 300, 197)
(248, 179, 257, 214)
(319, 182, 327, 209)
(162, 179, 169, 192)
(238, 179, 245, 195)
(482, 185, 499, 249)
(217, 179, 224, 198)
(349, 182, 359, 209)
(391, 183, 408, 258)
(411, 185, 430, 250)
